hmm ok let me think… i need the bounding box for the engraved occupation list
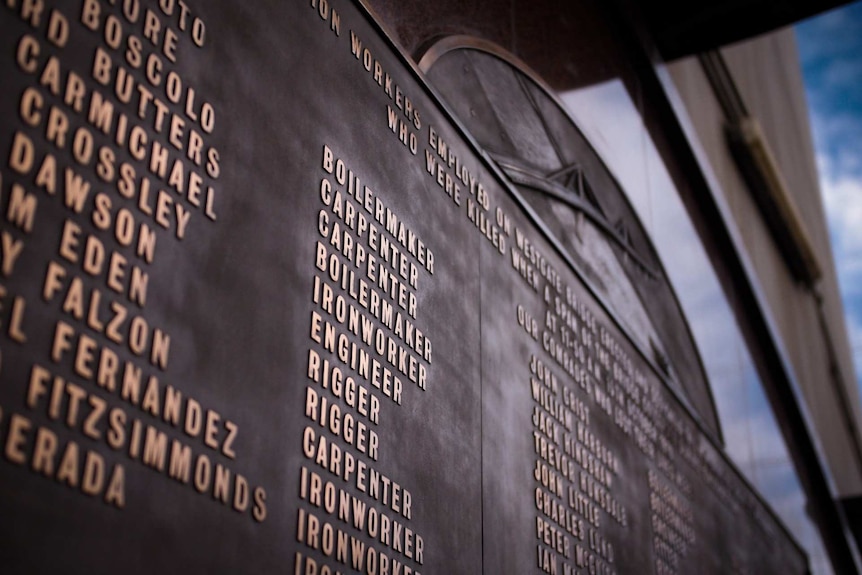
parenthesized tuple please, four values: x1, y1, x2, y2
(0, 1, 807, 574)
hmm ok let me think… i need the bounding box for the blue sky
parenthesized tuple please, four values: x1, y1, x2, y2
(797, 1, 862, 391)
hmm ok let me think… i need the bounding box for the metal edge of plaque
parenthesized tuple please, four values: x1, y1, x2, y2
(415, 33, 726, 445)
(415, 38, 725, 431)
(421, 35, 727, 438)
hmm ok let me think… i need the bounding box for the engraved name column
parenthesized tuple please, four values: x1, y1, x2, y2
(509, 228, 627, 575)
(295, 141, 433, 574)
(1, 0, 266, 522)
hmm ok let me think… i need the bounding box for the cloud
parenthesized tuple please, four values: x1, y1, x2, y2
(806, 94, 862, 172)
(798, 3, 862, 171)
(822, 58, 862, 91)
(798, 5, 862, 390)
(819, 157, 862, 293)
(797, 2, 862, 67)
(815, 133, 862, 390)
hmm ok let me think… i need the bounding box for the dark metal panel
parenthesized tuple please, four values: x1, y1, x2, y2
(0, 0, 823, 573)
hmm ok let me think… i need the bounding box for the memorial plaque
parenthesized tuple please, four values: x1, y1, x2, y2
(0, 0, 808, 573)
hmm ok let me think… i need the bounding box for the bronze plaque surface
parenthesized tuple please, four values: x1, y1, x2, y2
(0, 1, 806, 573)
